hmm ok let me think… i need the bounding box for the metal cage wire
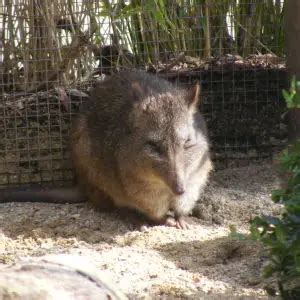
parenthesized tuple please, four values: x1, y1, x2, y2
(0, 0, 286, 187)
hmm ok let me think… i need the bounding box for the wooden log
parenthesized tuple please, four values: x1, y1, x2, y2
(0, 254, 127, 300)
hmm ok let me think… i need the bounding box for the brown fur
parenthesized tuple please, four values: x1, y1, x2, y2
(71, 71, 213, 225)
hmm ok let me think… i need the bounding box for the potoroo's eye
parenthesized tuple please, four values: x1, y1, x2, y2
(145, 140, 164, 155)
(184, 137, 196, 149)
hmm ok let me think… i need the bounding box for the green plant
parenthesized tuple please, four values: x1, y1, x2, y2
(282, 76, 300, 109)
(251, 78, 300, 299)
(96, 1, 285, 65)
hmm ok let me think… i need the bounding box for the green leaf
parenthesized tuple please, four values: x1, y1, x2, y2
(282, 89, 292, 103)
(275, 226, 286, 243)
(263, 264, 276, 278)
(272, 189, 285, 202)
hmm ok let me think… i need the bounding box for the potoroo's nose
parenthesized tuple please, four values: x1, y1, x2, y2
(168, 164, 185, 195)
(174, 186, 185, 195)
(173, 182, 185, 195)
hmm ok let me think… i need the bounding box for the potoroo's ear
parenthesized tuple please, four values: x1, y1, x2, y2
(186, 81, 201, 110)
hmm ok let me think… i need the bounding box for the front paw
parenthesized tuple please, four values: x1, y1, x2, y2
(139, 214, 191, 230)
(159, 215, 191, 229)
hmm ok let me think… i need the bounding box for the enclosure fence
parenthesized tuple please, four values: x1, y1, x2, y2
(0, 0, 286, 187)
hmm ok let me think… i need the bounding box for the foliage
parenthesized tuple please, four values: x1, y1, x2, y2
(251, 78, 300, 299)
(100, 0, 285, 63)
(1, 0, 285, 91)
(282, 76, 300, 109)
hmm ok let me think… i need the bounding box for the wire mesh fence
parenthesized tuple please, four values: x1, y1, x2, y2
(0, 0, 286, 187)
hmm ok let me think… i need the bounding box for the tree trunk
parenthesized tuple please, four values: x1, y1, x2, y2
(285, 0, 300, 142)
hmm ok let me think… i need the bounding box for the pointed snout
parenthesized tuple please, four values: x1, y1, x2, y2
(174, 185, 185, 195)
(161, 159, 186, 196)
(170, 180, 186, 195)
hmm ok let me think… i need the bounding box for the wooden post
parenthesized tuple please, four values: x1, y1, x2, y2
(285, 0, 300, 142)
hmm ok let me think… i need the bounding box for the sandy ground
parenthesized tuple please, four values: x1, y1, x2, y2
(0, 162, 282, 299)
